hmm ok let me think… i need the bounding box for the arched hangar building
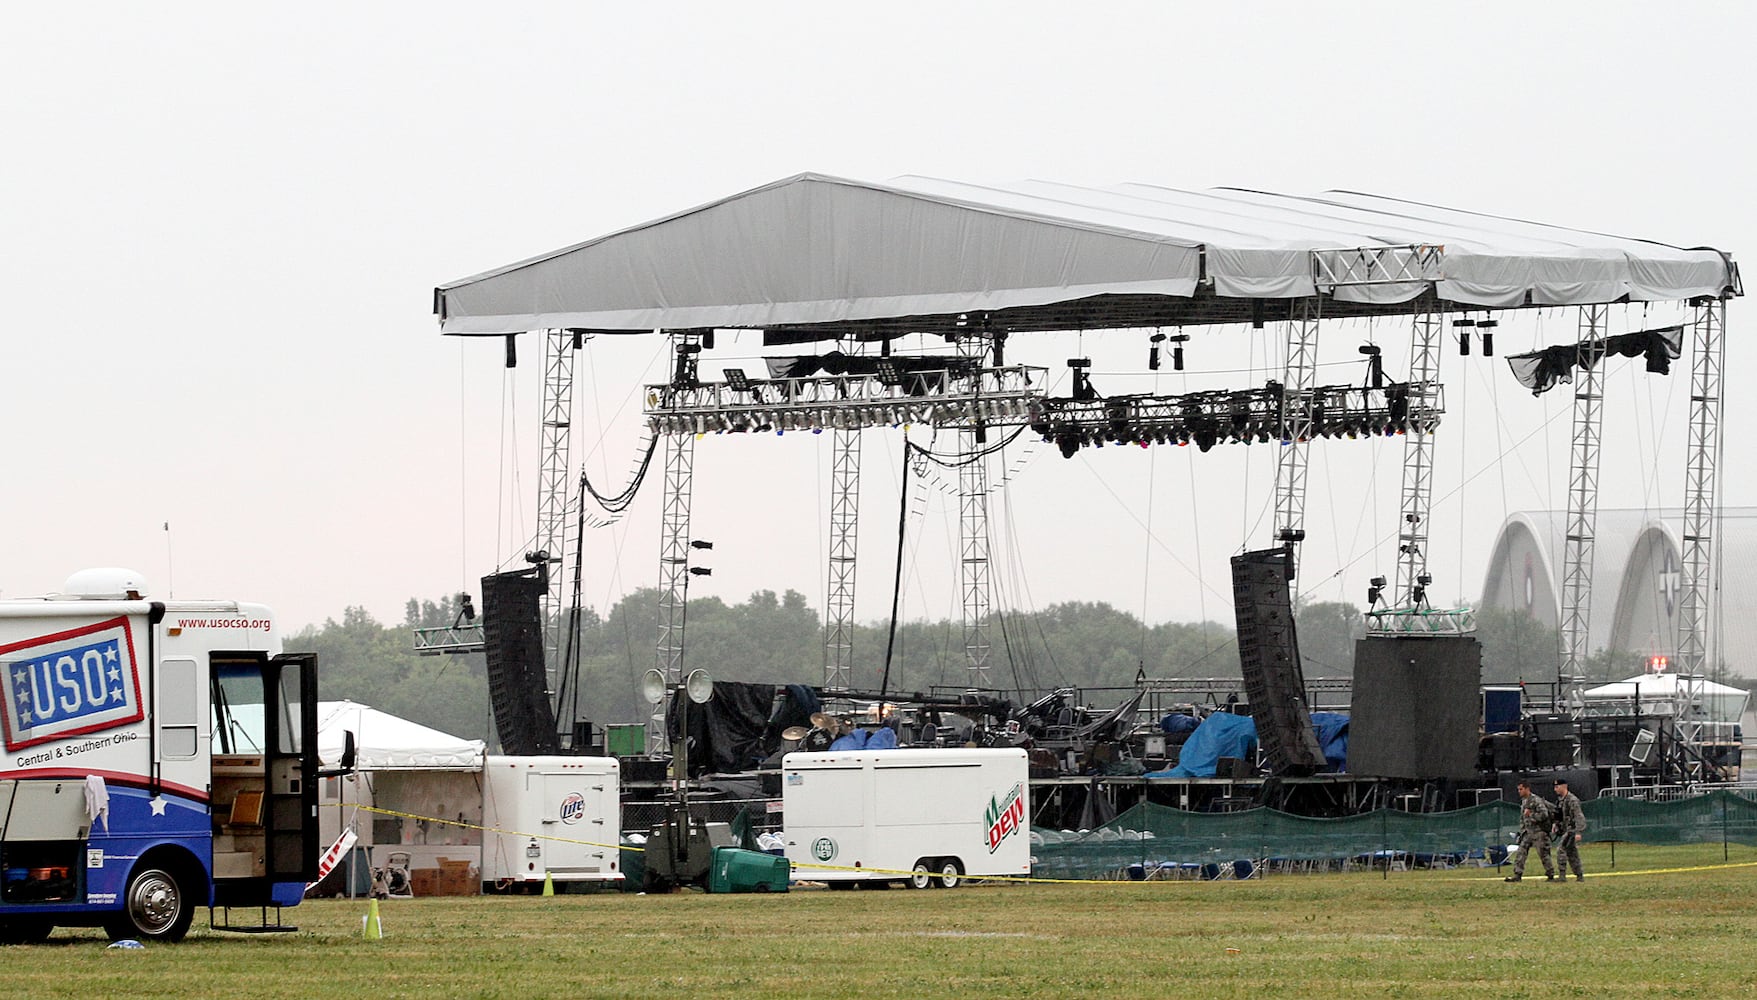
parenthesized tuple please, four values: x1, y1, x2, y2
(1479, 508, 1757, 673)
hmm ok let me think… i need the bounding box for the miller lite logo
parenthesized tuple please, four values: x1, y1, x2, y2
(984, 781, 1026, 854)
(558, 791, 586, 825)
(2, 617, 144, 752)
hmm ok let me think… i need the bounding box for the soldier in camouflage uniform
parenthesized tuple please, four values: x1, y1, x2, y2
(1505, 779, 1556, 882)
(1551, 777, 1587, 881)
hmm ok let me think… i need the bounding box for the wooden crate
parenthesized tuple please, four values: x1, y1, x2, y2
(409, 868, 441, 898)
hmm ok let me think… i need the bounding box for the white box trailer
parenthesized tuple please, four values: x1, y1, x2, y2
(781, 747, 1030, 888)
(480, 755, 622, 892)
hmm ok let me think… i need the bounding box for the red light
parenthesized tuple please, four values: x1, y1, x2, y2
(1646, 655, 1669, 673)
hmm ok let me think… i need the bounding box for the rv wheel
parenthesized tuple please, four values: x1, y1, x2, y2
(907, 862, 934, 890)
(106, 866, 193, 943)
(936, 859, 964, 890)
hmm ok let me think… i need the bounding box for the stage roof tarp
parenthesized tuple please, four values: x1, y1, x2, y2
(435, 173, 1737, 337)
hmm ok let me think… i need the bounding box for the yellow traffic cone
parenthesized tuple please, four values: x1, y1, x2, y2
(363, 897, 383, 940)
(541, 872, 554, 897)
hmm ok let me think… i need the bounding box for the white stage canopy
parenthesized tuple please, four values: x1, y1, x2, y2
(435, 173, 1738, 336)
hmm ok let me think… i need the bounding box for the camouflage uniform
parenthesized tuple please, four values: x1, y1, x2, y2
(1552, 788, 1587, 880)
(1508, 789, 1555, 880)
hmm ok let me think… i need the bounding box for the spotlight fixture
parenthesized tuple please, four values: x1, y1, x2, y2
(1412, 571, 1431, 607)
(724, 368, 751, 392)
(1367, 576, 1386, 608)
(1477, 318, 1497, 356)
(1149, 332, 1166, 371)
(1358, 344, 1384, 389)
(453, 592, 476, 628)
(1169, 333, 1189, 371)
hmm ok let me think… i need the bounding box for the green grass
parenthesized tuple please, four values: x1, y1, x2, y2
(5, 843, 1756, 999)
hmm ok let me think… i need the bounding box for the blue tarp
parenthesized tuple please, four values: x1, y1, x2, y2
(1160, 713, 1200, 735)
(1150, 713, 1259, 778)
(1310, 712, 1349, 772)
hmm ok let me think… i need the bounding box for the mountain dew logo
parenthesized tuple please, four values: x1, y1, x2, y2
(984, 782, 1026, 853)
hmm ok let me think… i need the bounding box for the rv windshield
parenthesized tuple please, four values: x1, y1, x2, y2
(212, 665, 264, 755)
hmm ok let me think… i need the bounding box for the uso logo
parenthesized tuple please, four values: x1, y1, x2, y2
(3, 617, 144, 752)
(558, 792, 586, 825)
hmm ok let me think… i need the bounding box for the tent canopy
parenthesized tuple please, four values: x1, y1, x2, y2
(317, 700, 485, 770)
(1583, 673, 1750, 724)
(435, 172, 1738, 337)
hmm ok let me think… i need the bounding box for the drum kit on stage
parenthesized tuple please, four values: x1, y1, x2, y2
(778, 711, 852, 754)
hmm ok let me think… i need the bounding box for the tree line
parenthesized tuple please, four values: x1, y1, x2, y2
(285, 592, 1746, 749)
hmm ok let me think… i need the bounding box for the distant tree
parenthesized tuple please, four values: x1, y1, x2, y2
(1293, 599, 1365, 677)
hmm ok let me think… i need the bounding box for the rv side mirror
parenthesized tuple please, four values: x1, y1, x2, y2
(318, 730, 358, 778)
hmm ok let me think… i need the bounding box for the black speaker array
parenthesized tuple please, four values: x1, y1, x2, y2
(481, 567, 558, 756)
(1350, 635, 1482, 779)
(1230, 547, 1325, 774)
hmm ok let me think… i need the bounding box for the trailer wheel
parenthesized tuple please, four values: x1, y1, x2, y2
(907, 862, 934, 890)
(106, 866, 194, 943)
(0, 920, 53, 944)
(936, 859, 964, 890)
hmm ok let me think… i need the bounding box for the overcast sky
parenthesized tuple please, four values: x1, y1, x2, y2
(5, 3, 1752, 652)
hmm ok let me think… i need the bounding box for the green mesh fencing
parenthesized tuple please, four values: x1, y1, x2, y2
(1029, 791, 1757, 879)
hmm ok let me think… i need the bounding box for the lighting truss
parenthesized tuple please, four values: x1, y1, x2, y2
(1027, 380, 1444, 458)
(1312, 244, 1446, 288)
(1364, 606, 1477, 636)
(644, 365, 1047, 434)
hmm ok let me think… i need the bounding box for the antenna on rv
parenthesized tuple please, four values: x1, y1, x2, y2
(163, 521, 175, 599)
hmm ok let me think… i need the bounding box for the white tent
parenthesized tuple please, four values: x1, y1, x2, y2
(317, 700, 484, 770)
(1583, 673, 1750, 725)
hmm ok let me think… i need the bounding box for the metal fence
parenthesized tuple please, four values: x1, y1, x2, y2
(622, 797, 781, 838)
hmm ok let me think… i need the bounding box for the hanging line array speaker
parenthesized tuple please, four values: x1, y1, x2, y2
(481, 567, 559, 756)
(1230, 546, 1325, 775)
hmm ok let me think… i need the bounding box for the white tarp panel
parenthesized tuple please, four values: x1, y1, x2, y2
(316, 700, 484, 771)
(435, 172, 1735, 335)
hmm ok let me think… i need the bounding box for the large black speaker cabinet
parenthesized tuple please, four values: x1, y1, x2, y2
(1350, 635, 1481, 779)
(481, 567, 558, 755)
(1230, 547, 1324, 774)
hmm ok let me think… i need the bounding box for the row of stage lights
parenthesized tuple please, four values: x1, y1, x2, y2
(645, 393, 1037, 436)
(1029, 382, 1440, 458)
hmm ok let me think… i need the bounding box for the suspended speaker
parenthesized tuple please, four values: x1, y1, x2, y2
(481, 567, 559, 756)
(1230, 546, 1324, 774)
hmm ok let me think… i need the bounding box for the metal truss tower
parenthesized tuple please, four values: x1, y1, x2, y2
(958, 336, 994, 690)
(652, 425, 696, 745)
(823, 426, 861, 691)
(1396, 309, 1444, 603)
(1559, 304, 1608, 691)
(536, 328, 576, 693)
(1677, 297, 1725, 679)
(1274, 298, 1322, 551)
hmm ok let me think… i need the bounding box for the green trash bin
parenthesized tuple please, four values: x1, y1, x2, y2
(708, 847, 790, 894)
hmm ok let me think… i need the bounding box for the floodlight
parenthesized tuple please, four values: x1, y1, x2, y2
(685, 669, 715, 704)
(640, 668, 668, 706)
(724, 368, 751, 391)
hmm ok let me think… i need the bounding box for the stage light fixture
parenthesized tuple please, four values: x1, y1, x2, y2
(1477, 318, 1497, 356)
(1149, 332, 1166, 371)
(1367, 576, 1386, 607)
(724, 368, 751, 391)
(1358, 344, 1385, 389)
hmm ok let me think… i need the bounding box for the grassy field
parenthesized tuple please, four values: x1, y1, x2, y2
(4, 843, 1755, 999)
